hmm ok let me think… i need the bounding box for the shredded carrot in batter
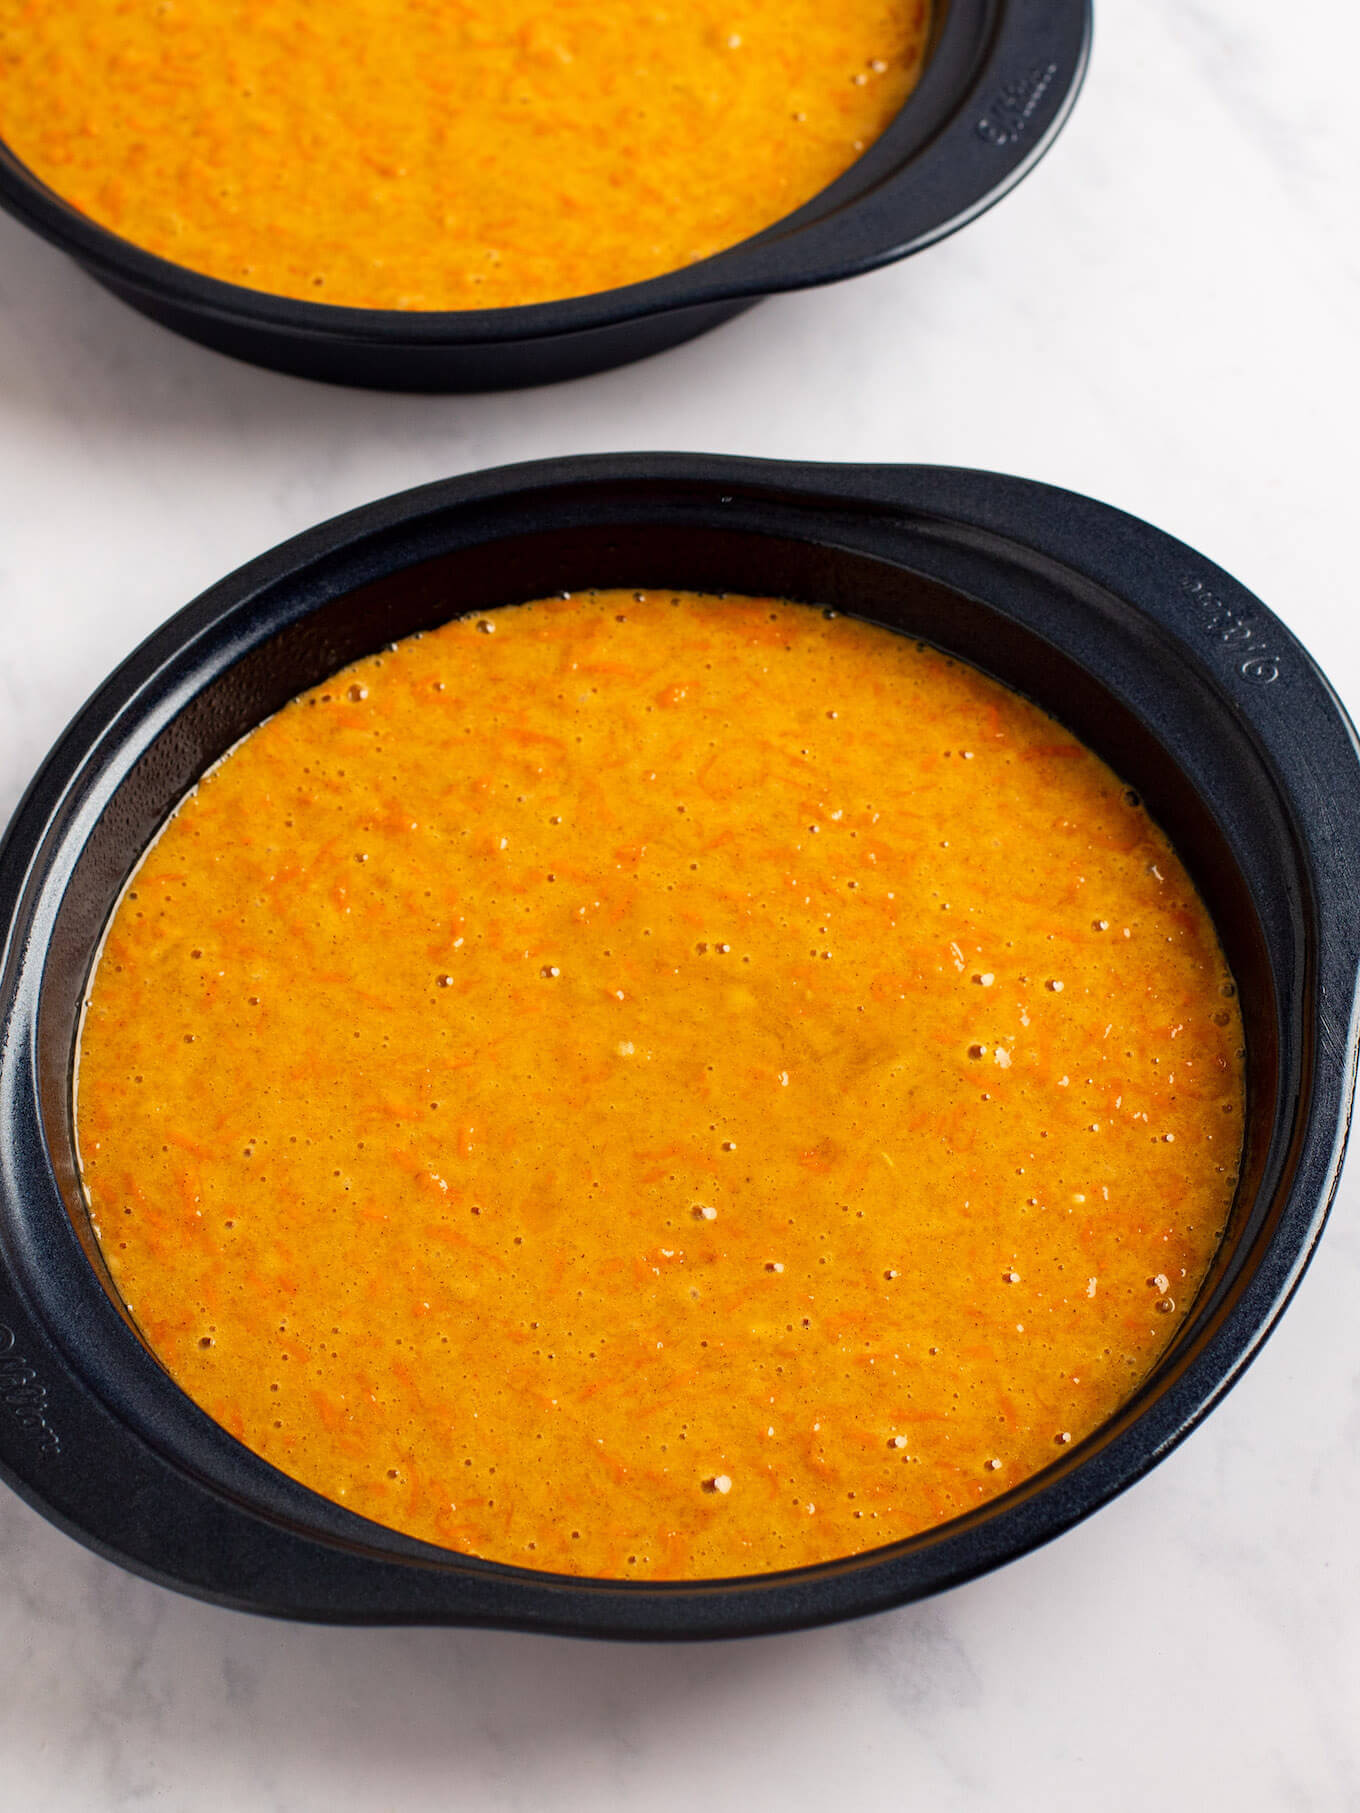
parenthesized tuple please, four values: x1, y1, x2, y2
(76, 593, 1243, 1578)
(0, 1, 931, 310)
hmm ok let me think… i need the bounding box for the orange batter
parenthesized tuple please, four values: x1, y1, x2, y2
(76, 593, 1243, 1579)
(0, 1, 930, 311)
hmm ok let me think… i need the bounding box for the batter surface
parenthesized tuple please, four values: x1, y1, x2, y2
(0, 1, 930, 310)
(77, 592, 1243, 1578)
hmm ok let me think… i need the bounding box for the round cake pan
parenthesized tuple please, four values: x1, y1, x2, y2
(1, 454, 1356, 1638)
(0, 1, 1090, 391)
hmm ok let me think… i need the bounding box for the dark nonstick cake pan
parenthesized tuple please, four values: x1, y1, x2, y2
(0, 1, 1090, 390)
(1, 454, 1356, 1638)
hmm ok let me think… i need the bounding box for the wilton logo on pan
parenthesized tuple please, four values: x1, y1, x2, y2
(976, 64, 1060, 146)
(0, 1323, 61, 1456)
(1181, 576, 1281, 684)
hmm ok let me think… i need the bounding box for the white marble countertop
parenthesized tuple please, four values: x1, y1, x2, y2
(2, 2, 1358, 1807)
